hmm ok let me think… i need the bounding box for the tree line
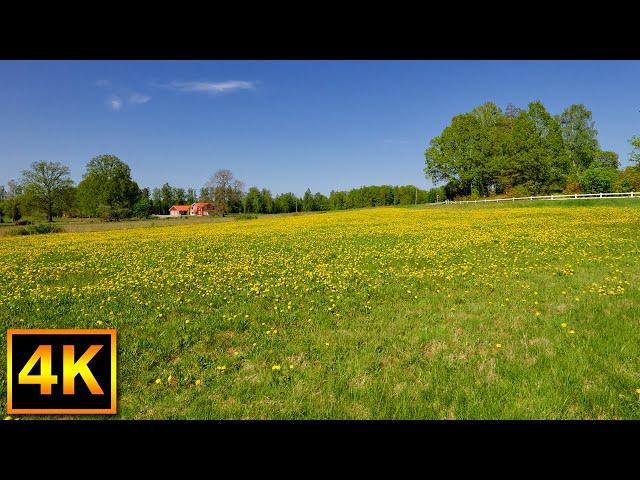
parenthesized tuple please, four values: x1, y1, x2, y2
(0, 155, 445, 223)
(424, 102, 640, 199)
(4, 102, 639, 223)
(242, 184, 444, 214)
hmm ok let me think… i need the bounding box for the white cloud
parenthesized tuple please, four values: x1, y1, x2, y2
(108, 96, 123, 111)
(129, 93, 151, 104)
(96, 80, 151, 110)
(162, 80, 256, 94)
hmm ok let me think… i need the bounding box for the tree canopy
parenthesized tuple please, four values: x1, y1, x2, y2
(76, 154, 140, 217)
(425, 101, 621, 198)
(203, 169, 244, 215)
(557, 104, 599, 169)
(630, 136, 640, 166)
(21, 161, 74, 222)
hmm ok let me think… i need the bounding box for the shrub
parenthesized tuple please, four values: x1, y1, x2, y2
(7, 224, 63, 236)
(563, 173, 583, 194)
(132, 198, 152, 218)
(14, 220, 33, 226)
(10, 201, 21, 222)
(96, 205, 132, 222)
(235, 213, 258, 220)
(580, 167, 618, 193)
(32, 224, 63, 234)
(614, 166, 640, 192)
(504, 184, 534, 198)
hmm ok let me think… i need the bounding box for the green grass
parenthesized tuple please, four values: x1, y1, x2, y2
(409, 197, 640, 210)
(1, 200, 639, 419)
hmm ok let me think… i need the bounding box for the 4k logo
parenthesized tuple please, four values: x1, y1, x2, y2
(7, 329, 116, 414)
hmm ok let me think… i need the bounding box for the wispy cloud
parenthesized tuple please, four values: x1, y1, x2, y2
(129, 93, 151, 104)
(160, 80, 256, 95)
(94, 80, 151, 111)
(108, 96, 123, 111)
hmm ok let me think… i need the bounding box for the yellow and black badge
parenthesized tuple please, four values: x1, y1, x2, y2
(6, 329, 116, 414)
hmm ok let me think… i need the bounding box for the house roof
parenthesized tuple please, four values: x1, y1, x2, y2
(191, 202, 213, 208)
(170, 205, 191, 212)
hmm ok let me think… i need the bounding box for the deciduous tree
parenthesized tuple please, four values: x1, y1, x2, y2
(76, 155, 140, 217)
(557, 104, 599, 170)
(203, 169, 244, 215)
(629, 136, 640, 166)
(21, 161, 74, 222)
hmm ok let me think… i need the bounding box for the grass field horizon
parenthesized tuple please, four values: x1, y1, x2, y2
(1, 200, 639, 419)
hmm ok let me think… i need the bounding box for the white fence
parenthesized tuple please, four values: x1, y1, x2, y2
(430, 191, 638, 206)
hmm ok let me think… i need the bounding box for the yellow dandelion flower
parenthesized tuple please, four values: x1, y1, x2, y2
(155, 378, 161, 384)
(272, 364, 281, 371)
(568, 330, 575, 334)
(561, 323, 567, 328)
(195, 379, 202, 386)
(496, 343, 502, 348)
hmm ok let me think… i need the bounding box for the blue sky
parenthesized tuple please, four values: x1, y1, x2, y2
(1, 60, 639, 195)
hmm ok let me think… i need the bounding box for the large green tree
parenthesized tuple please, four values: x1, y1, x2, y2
(273, 192, 299, 213)
(425, 101, 604, 198)
(76, 155, 140, 217)
(243, 187, 263, 213)
(508, 102, 570, 194)
(630, 136, 640, 166)
(424, 102, 512, 196)
(21, 161, 74, 222)
(592, 150, 619, 169)
(557, 104, 599, 170)
(302, 188, 314, 211)
(261, 189, 274, 214)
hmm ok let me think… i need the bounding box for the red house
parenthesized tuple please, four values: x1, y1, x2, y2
(168, 202, 215, 216)
(169, 205, 191, 216)
(190, 202, 214, 216)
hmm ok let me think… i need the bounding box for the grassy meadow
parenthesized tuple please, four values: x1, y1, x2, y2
(1, 200, 640, 419)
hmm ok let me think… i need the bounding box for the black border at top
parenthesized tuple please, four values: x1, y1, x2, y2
(2, 11, 639, 60)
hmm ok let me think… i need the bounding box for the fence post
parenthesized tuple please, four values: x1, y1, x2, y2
(600, 193, 603, 198)
(632, 192, 635, 198)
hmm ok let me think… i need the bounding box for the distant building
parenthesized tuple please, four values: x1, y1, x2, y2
(169, 205, 191, 216)
(169, 202, 215, 216)
(190, 202, 215, 216)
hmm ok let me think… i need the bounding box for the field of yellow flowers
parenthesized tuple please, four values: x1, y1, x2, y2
(1, 200, 640, 419)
